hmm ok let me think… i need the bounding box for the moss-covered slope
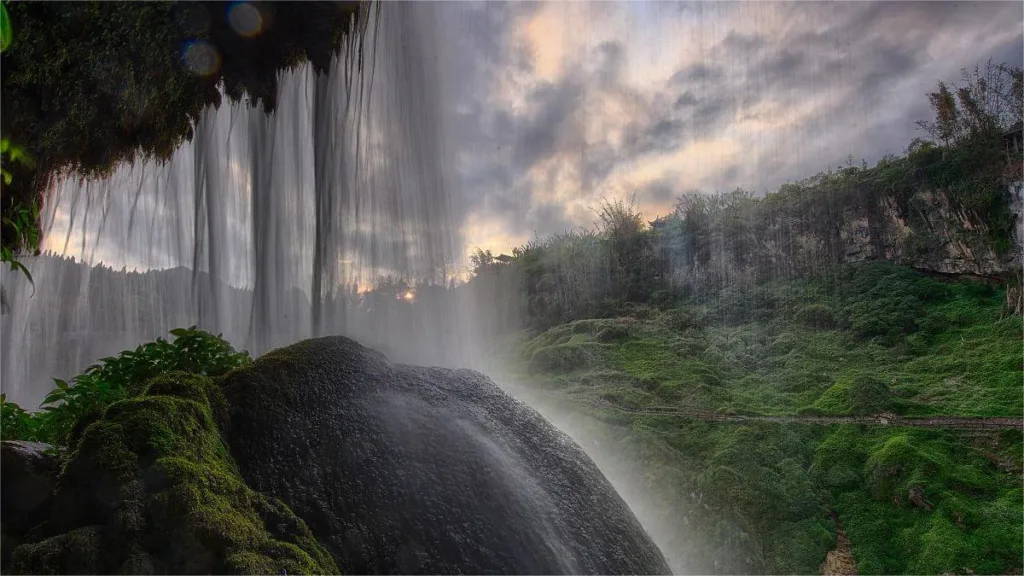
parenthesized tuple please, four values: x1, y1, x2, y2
(502, 263, 1023, 574)
(5, 372, 336, 575)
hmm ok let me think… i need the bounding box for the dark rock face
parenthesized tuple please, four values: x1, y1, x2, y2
(1, 441, 59, 533)
(1, 441, 59, 566)
(221, 336, 671, 575)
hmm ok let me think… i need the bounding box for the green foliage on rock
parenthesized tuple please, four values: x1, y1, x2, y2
(6, 371, 337, 575)
(0, 326, 250, 445)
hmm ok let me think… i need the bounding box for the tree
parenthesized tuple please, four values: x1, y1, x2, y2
(917, 60, 1023, 146)
(470, 248, 495, 277)
(918, 82, 960, 146)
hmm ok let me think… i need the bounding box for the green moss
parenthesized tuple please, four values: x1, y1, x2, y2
(528, 342, 603, 373)
(811, 427, 1022, 574)
(810, 376, 894, 416)
(7, 371, 337, 575)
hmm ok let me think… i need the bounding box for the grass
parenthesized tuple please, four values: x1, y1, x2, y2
(503, 262, 1023, 574)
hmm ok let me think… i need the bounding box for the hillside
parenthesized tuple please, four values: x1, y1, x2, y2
(497, 262, 1023, 574)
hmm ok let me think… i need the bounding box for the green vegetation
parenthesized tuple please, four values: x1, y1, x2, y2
(501, 262, 1022, 574)
(813, 427, 1022, 575)
(1, 326, 250, 445)
(3, 329, 335, 574)
(7, 371, 336, 574)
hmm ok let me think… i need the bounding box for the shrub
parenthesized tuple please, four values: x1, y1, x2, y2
(794, 303, 836, 330)
(1, 394, 41, 441)
(595, 325, 630, 343)
(810, 375, 894, 416)
(2, 327, 249, 446)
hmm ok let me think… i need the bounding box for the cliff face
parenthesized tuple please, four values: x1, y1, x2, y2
(840, 182, 1023, 279)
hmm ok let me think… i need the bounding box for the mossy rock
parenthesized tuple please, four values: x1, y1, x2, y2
(6, 372, 336, 575)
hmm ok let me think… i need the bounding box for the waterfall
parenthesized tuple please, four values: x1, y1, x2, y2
(0, 2, 469, 407)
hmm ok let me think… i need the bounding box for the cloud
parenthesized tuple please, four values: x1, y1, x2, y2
(438, 1, 1014, 259)
(719, 31, 766, 55)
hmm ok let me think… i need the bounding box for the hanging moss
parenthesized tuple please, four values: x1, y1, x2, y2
(6, 372, 338, 575)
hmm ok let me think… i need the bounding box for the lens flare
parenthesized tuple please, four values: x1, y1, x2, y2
(228, 2, 264, 38)
(181, 40, 221, 76)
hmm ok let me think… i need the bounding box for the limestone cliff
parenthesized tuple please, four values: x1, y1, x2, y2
(840, 182, 1023, 279)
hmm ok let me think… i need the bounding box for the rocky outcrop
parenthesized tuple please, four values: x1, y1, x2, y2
(3, 340, 671, 575)
(841, 182, 1023, 279)
(220, 336, 671, 575)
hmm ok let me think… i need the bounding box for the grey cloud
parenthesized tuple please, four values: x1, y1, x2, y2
(511, 79, 583, 172)
(670, 62, 725, 85)
(529, 201, 574, 237)
(719, 31, 767, 55)
(582, 142, 618, 191)
(622, 118, 686, 157)
(642, 178, 677, 205)
(858, 43, 921, 96)
(674, 91, 698, 109)
(762, 49, 806, 79)
(596, 41, 625, 85)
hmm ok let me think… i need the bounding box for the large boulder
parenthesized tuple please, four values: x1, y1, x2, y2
(221, 336, 671, 575)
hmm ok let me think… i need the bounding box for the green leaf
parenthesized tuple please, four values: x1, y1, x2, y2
(53, 378, 69, 390)
(0, 2, 11, 53)
(8, 260, 34, 290)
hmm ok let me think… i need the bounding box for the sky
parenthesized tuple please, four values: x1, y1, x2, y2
(38, 0, 1024, 276)
(445, 1, 1024, 257)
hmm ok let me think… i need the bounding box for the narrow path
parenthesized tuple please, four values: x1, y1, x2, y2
(821, 509, 857, 576)
(587, 402, 1023, 430)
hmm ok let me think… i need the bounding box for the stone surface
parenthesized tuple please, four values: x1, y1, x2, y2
(1, 441, 59, 533)
(1, 441, 60, 567)
(840, 182, 1024, 279)
(221, 336, 671, 575)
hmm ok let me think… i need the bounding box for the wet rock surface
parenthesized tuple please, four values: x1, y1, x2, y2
(221, 336, 671, 575)
(1, 441, 60, 567)
(1, 441, 59, 530)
